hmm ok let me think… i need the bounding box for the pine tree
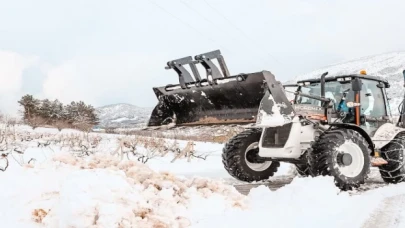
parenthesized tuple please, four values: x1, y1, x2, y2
(17, 95, 99, 131)
(38, 99, 52, 122)
(49, 99, 63, 120)
(18, 94, 41, 121)
(86, 104, 99, 125)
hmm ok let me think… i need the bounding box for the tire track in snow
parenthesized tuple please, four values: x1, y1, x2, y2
(233, 178, 387, 195)
(361, 194, 405, 228)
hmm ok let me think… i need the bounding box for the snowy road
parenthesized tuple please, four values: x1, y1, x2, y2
(362, 194, 405, 228)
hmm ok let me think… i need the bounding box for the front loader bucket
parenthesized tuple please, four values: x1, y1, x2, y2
(147, 50, 295, 127)
(148, 72, 267, 126)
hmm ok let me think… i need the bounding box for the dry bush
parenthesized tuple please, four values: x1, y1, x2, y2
(105, 127, 118, 134)
(53, 120, 71, 131)
(0, 124, 31, 171)
(0, 124, 106, 171)
(72, 122, 94, 132)
(59, 133, 102, 157)
(111, 135, 207, 164)
(0, 154, 9, 171)
(25, 116, 49, 129)
(113, 136, 167, 163)
(32, 209, 49, 223)
(0, 120, 216, 170)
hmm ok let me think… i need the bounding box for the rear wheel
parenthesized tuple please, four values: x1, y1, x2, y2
(379, 134, 405, 183)
(222, 128, 280, 182)
(308, 128, 371, 190)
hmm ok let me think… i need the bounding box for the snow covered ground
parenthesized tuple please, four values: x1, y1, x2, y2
(1, 124, 405, 227)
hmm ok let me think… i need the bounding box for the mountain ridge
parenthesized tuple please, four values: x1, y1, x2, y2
(95, 103, 153, 128)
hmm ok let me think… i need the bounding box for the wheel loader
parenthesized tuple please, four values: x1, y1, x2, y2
(147, 49, 405, 191)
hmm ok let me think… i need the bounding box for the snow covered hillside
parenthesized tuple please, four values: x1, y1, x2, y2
(290, 52, 405, 115)
(96, 103, 152, 128)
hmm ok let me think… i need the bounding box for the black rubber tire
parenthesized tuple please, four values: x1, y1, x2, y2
(379, 134, 405, 184)
(308, 128, 371, 191)
(222, 128, 280, 182)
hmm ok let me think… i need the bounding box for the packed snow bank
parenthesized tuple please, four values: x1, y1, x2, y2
(0, 153, 247, 227)
(195, 176, 405, 228)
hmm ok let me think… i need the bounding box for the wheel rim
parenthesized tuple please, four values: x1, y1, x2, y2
(335, 141, 365, 178)
(244, 142, 272, 172)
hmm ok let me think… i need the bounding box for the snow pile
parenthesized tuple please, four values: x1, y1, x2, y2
(4, 148, 405, 227)
(0, 153, 247, 227)
(196, 176, 405, 228)
(5, 124, 405, 227)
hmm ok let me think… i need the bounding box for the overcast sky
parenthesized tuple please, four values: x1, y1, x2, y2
(1, 0, 405, 115)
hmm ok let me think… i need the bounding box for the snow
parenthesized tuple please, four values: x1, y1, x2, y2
(96, 103, 152, 128)
(0, 152, 247, 227)
(372, 123, 405, 149)
(215, 78, 235, 84)
(255, 94, 293, 127)
(2, 124, 405, 227)
(111, 117, 129, 122)
(196, 176, 405, 228)
(257, 109, 287, 127)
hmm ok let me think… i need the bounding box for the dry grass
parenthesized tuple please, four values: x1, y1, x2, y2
(113, 127, 244, 144)
(24, 116, 94, 132)
(112, 135, 208, 164)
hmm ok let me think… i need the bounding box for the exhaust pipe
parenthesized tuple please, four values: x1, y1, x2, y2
(320, 72, 328, 98)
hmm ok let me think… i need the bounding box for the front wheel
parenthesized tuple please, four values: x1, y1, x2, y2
(308, 128, 371, 190)
(222, 128, 280, 182)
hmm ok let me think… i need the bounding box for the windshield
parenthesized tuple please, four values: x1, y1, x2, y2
(296, 81, 353, 108)
(284, 86, 298, 101)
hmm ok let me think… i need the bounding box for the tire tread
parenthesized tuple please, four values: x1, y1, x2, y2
(222, 128, 280, 182)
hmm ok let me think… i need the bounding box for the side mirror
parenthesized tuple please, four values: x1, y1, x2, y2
(352, 78, 362, 92)
(377, 82, 385, 88)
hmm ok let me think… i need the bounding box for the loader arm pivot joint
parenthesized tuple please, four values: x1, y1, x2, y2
(194, 49, 230, 82)
(166, 56, 201, 89)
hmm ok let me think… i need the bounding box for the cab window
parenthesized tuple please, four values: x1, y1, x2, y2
(360, 80, 386, 117)
(296, 81, 353, 109)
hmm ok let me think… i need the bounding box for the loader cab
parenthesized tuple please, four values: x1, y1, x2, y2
(294, 74, 391, 136)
